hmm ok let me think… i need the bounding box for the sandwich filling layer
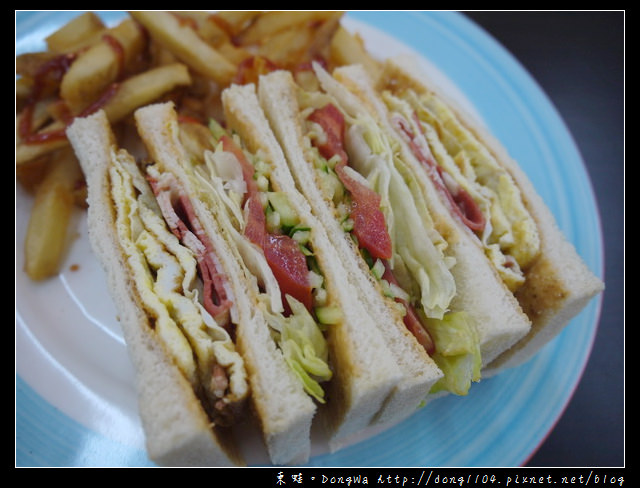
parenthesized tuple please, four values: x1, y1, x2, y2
(176, 118, 334, 403)
(381, 88, 541, 293)
(297, 67, 483, 396)
(109, 146, 248, 426)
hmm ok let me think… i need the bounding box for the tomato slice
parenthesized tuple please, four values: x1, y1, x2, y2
(308, 104, 392, 260)
(263, 234, 313, 314)
(236, 154, 312, 314)
(337, 168, 392, 260)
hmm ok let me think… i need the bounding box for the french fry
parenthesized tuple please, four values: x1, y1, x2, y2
(329, 25, 382, 82)
(304, 11, 343, 61)
(15, 51, 60, 78)
(171, 11, 230, 47)
(216, 41, 252, 66)
(17, 63, 191, 166)
(102, 63, 192, 123)
(24, 147, 83, 281)
(130, 11, 236, 87)
(45, 12, 106, 53)
(16, 77, 33, 107)
(60, 18, 146, 114)
(209, 11, 261, 38)
(16, 120, 68, 166)
(17, 97, 57, 135)
(257, 25, 315, 67)
(234, 11, 340, 46)
(16, 154, 51, 194)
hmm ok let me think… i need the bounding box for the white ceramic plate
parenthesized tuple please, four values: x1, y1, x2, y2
(15, 11, 604, 467)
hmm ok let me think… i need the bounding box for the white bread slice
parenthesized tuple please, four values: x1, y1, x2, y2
(330, 64, 532, 367)
(258, 70, 443, 426)
(133, 102, 317, 465)
(66, 111, 243, 467)
(221, 83, 405, 443)
(378, 55, 604, 374)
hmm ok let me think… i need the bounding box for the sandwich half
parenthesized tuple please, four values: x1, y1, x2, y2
(133, 98, 403, 450)
(259, 64, 518, 423)
(67, 110, 250, 466)
(321, 55, 604, 376)
(257, 71, 442, 425)
(369, 55, 604, 375)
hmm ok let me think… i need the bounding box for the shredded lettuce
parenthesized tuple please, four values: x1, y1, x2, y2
(345, 118, 456, 320)
(384, 89, 540, 291)
(263, 296, 332, 403)
(178, 118, 334, 402)
(427, 312, 481, 396)
(310, 65, 486, 395)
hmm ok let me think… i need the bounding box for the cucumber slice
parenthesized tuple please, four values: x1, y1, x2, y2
(267, 192, 299, 228)
(315, 306, 343, 325)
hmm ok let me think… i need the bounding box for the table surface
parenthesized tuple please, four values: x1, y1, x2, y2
(464, 11, 624, 468)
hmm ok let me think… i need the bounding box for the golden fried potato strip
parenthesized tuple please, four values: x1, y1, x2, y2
(102, 63, 192, 122)
(234, 11, 342, 46)
(60, 18, 146, 114)
(329, 25, 382, 82)
(45, 12, 106, 53)
(130, 11, 236, 86)
(24, 147, 83, 280)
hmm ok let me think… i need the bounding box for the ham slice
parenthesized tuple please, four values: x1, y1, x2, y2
(149, 174, 233, 328)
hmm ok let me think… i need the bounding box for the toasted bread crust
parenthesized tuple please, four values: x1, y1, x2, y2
(223, 83, 406, 441)
(67, 111, 243, 466)
(377, 56, 604, 373)
(258, 70, 443, 427)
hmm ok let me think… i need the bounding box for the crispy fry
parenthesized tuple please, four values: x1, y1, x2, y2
(102, 63, 192, 123)
(17, 97, 57, 136)
(16, 52, 60, 78)
(329, 25, 382, 82)
(45, 12, 106, 53)
(16, 120, 68, 166)
(304, 12, 343, 61)
(209, 11, 261, 38)
(234, 11, 341, 46)
(257, 25, 314, 67)
(24, 147, 83, 281)
(60, 18, 146, 114)
(171, 11, 230, 47)
(216, 41, 252, 66)
(130, 11, 236, 87)
(16, 154, 51, 194)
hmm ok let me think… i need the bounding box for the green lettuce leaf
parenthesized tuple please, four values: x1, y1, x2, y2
(427, 312, 481, 396)
(264, 295, 332, 403)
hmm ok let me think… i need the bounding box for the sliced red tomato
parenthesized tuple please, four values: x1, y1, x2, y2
(337, 168, 392, 260)
(307, 103, 349, 165)
(308, 104, 392, 260)
(243, 196, 267, 248)
(263, 234, 313, 314)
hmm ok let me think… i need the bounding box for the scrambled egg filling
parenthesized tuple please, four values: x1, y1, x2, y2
(395, 89, 541, 292)
(109, 148, 248, 422)
(179, 122, 333, 403)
